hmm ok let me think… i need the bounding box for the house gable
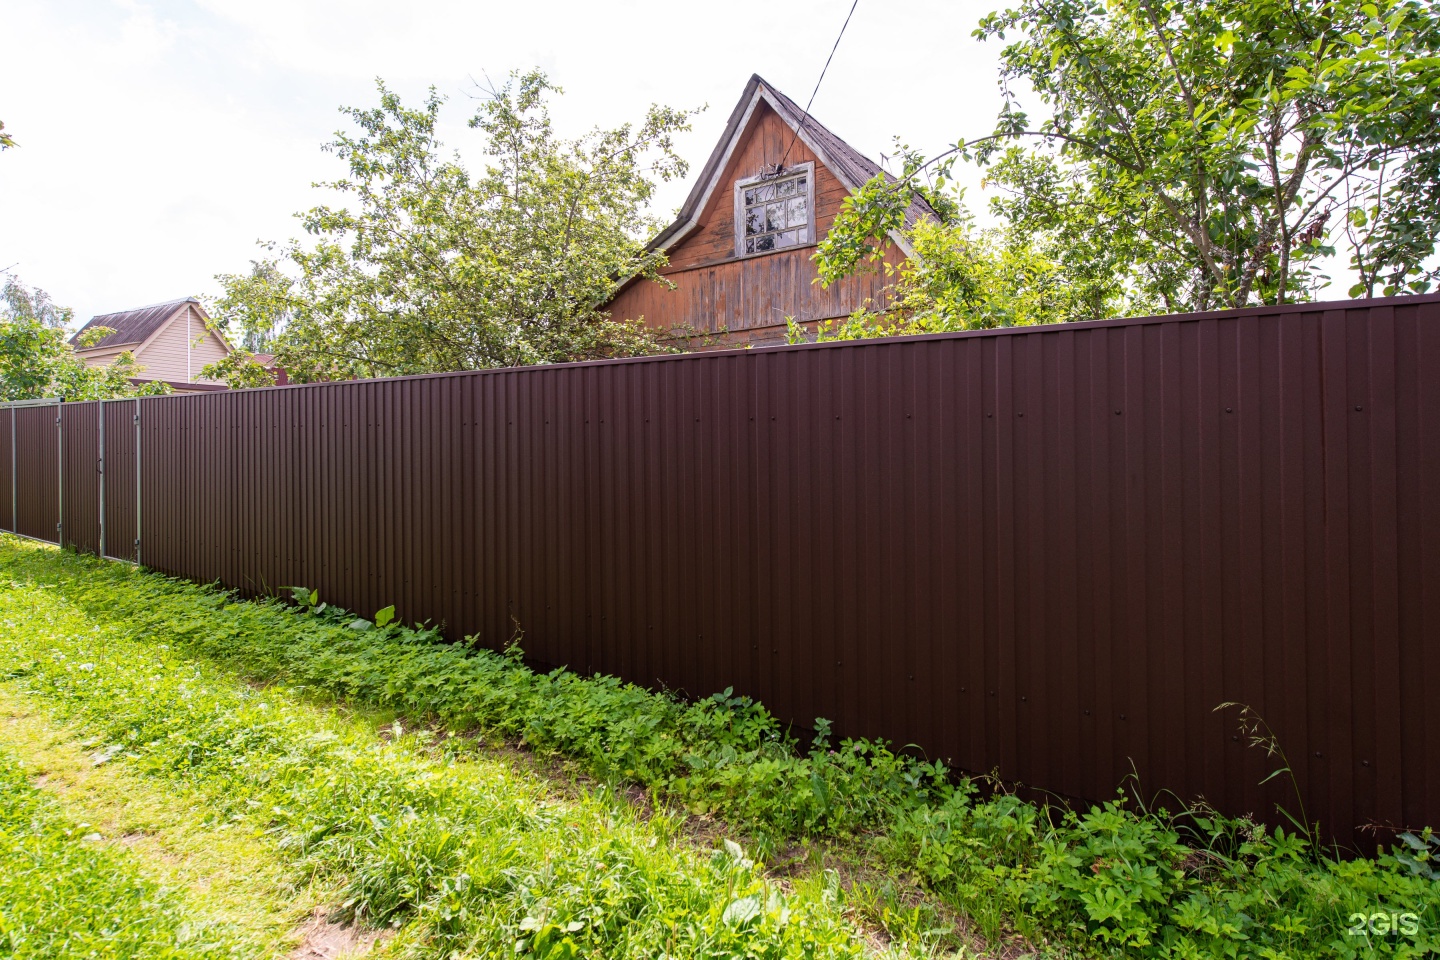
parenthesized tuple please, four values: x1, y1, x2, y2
(605, 76, 928, 347)
(75, 299, 231, 384)
(131, 302, 229, 383)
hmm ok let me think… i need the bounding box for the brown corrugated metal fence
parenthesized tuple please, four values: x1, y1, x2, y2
(4, 294, 1438, 848)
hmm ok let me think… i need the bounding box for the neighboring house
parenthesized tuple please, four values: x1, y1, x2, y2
(70, 297, 231, 392)
(604, 74, 937, 348)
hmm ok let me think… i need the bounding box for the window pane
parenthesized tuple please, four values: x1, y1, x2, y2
(746, 208, 766, 235)
(786, 196, 808, 225)
(797, 176, 807, 192)
(755, 183, 776, 202)
(744, 189, 756, 205)
(779, 179, 796, 197)
(776, 229, 800, 248)
(766, 202, 784, 231)
(755, 234, 775, 252)
(745, 237, 756, 253)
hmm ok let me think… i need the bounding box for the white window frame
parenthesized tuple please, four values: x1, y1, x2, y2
(732, 162, 816, 260)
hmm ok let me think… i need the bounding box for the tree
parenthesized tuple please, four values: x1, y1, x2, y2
(822, 0, 1440, 314)
(0, 120, 15, 150)
(208, 259, 292, 353)
(200, 260, 294, 389)
(0, 274, 168, 401)
(219, 71, 696, 382)
(813, 140, 1150, 339)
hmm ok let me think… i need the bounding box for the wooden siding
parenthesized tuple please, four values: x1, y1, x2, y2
(608, 103, 905, 342)
(133, 304, 228, 383)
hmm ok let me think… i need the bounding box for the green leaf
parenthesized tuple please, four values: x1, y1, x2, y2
(723, 894, 763, 926)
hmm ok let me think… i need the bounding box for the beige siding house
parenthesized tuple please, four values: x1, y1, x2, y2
(71, 298, 231, 391)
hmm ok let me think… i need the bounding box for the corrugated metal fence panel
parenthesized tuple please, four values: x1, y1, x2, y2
(60, 402, 101, 555)
(102, 400, 137, 562)
(13, 405, 58, 543)
(19, 294, 1440, 848)
(0, 411, 11, 532)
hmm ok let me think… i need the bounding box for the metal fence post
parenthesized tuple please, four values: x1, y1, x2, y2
(55, 406, 62, 545)
(9, 407, 15, 533)
(98, 400, 106, 558)
(135, 399, 141, 565)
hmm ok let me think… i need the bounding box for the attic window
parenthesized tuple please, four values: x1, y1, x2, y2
(734, 162, 814, 257)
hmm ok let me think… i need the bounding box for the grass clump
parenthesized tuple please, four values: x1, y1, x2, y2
(0, 749, 235, 959)
(3, 537, 1439, 958)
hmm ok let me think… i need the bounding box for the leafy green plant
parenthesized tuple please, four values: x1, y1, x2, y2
(1394, 829, 1439, 881)
(0, 547, 888, 959)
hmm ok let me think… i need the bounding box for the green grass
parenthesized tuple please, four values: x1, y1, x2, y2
(1, 536, 1437, 959)
(0, 746, 239, 959)
(0, 538, 909, 960)
(0, 686, 340, 958)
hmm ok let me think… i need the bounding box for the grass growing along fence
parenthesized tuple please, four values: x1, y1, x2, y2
(0, 547, 890, 959)
(2, 537, 1438, 958)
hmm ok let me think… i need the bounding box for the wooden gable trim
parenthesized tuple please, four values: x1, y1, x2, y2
(611, 76, 916, 302)
(654, 83, 767, 256)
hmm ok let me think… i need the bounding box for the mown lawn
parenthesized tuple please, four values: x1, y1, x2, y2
(0, 535, 1436, 959)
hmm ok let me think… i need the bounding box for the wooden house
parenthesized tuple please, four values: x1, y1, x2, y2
(71, 297, 232, 392)
(605, 74, 937, 347)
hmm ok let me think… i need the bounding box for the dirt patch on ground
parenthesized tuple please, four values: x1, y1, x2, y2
(287, 909, 390, 959)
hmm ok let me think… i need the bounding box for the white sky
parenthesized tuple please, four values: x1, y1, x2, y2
(1, 0, 1359, 328)
(1, 0, 1005, 326)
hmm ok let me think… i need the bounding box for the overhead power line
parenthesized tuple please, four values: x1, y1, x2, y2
(777, 0, 860, 172)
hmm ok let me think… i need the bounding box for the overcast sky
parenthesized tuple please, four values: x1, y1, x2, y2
(2, 0, 1010, 326)
(3, 0, 1369, 329)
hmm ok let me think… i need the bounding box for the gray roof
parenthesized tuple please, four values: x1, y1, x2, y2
(70, 297, 197, 350)
(644, 74, 938, 256)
